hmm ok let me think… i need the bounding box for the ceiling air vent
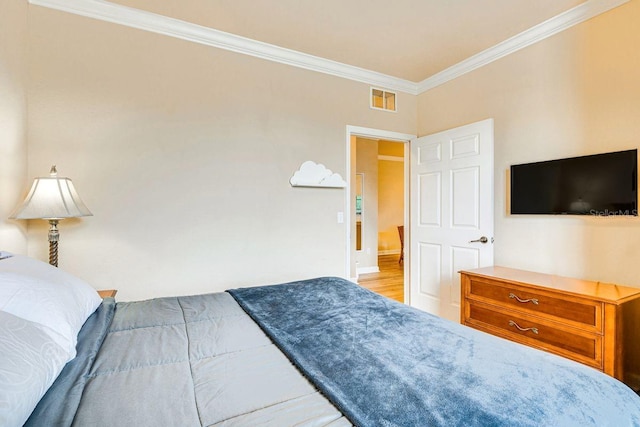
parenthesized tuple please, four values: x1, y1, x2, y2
(370, 87, 396, 112)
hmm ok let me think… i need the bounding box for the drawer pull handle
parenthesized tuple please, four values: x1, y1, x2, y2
(509, 320, 539, 334)
(509, 293, 539, 305)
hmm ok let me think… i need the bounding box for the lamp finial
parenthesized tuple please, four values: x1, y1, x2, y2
(50, 165, 57, 177)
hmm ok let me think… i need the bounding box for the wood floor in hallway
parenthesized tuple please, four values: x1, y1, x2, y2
(358, 254, 404, 303)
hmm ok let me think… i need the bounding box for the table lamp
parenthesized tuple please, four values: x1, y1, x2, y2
(10, 165, 92, 267)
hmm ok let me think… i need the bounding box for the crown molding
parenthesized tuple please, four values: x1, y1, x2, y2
(29, 0, 628, 96)
(28, 0, 419, 95)
(417, 0, 629, 94)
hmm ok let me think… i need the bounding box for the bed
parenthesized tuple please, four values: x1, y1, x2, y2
(2, 253, 640, 427)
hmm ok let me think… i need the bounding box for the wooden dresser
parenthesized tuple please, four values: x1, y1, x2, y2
(460, 266, 640, 391)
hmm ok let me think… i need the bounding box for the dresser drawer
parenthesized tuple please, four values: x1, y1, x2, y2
(467, 277, 601, 331)
(467, 302, 602, 369)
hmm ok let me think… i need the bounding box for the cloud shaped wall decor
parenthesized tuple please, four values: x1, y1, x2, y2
(290, 161, 346, 188)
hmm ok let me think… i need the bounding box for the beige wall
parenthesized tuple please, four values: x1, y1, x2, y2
(378, 140, 404, 253)
(0, 0, 28, 253)
(418, 1, 640, 287)
(25, 8, 416, 300)
(378, 160, 403, 254)
(10, 0, 635, 299)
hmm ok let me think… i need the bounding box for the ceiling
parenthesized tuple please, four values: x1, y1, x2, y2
(111, 0, 587, 82)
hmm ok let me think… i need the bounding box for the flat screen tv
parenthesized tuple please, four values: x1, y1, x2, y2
(510, 149, 637, 216)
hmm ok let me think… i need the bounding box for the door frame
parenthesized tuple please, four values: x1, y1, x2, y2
(345, 126, 416, 304)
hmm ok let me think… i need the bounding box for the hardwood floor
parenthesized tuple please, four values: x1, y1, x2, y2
(358, 254, 404, 303)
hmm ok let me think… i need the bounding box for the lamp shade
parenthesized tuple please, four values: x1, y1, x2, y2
(10, 166, 92, 220)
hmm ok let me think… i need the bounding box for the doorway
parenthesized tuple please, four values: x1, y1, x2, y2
(345, 126, 416, 303)
(354, 138, 405, 302)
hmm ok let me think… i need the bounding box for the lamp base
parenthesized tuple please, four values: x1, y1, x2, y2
(48, 220, 60, 267)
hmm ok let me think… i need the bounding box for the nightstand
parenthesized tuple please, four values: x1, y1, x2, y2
(97, 289, 117, 299)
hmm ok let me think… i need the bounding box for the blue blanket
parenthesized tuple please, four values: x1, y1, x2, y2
(228, 277, 640, 427)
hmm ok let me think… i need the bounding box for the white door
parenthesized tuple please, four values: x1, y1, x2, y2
(410, 119, 494, 321)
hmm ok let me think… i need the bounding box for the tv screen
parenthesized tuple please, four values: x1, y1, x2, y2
(510, 149, 637, 216)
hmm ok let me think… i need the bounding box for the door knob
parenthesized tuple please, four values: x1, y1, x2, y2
(469, 236, 488, 244)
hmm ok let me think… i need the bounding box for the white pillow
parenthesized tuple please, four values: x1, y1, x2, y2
(0, 254, 102, 359)
(0, 310, 69, 427)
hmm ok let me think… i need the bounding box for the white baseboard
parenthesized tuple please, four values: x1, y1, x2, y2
(378, 249, 401, 256)
(356, 266, 380, 275)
